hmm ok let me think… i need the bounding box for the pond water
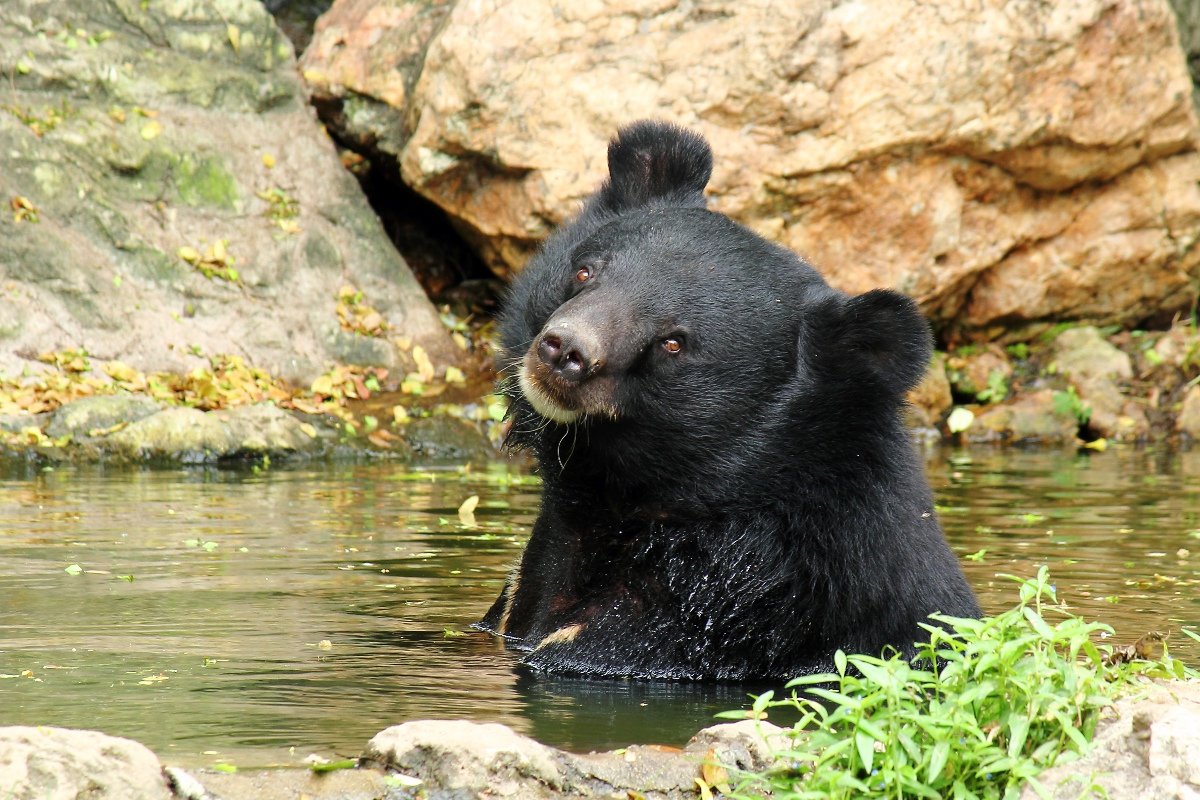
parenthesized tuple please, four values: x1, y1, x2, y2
(0, 447, 1197, 768)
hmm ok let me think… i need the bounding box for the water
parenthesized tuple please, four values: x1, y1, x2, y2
(0, 449, 1197, 768)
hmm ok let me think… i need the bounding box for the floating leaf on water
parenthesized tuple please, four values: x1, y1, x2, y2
(458, 495, 479, 526)
(63, 563, 82, 576)
(212, 763, 237, 774)
(317, 639, 333, 650)
(310, 758, 357, 774)
(443, 628, 466, 638)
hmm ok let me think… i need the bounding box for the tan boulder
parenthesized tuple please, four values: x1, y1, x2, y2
(946, 344, 1014, 401)
(1176, 384, 1200, 436)
(968, 389, 1082, 443)
(906, 352, 953, 429)
(304, 0, 1200, 337)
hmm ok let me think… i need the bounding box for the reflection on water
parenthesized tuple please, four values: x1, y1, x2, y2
(933, 447, 1200, 651)
(0, 448, 1197, 767)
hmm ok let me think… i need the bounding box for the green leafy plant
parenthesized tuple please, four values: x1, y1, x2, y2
(1004, 343, 1030, 360)
(975, 370, 1009, 404)
(1052, 386, 1091, 426)
(727, 569, 1194, 800)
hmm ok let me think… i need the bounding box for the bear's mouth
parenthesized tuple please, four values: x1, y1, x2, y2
(518, 360, 582, 424)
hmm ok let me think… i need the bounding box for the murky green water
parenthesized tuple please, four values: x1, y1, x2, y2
(0, 449, 1197, 767)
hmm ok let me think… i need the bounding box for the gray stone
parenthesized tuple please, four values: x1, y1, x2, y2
(211, 402, 322, 455)
(1021, 680, 1200, 800)
(0, 725, 173, 800)
(363, 720, 563, 796)
(1051, 327, 1135, 383)
(405, 416, 496, 462)
(1075, 376, 1151, 441)
(1178, 385, 1200, 437)
(105, 407, 236, 461)
(685, 719, 788, 774)
(185, 764, 392, 800)
(970, 389, 1082, 444)
(45, 395, 162, 439)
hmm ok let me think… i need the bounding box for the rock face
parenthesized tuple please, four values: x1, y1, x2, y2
(303, 0, 1200, 338)
(0, 726, 173, 800)
(0, 0, 459, 387)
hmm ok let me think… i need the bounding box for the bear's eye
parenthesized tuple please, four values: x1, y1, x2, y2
(575, 266, 593, 283)
(662, 337, 683, 354)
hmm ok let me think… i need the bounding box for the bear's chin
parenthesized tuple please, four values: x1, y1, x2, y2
(518, 368, 581, 424)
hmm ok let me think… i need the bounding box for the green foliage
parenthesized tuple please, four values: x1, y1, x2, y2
(1004, 343, 1030, 360)
(975, 370, 1009, 404)
(1052, 386, 1091, 426)
(1038, 322, 1076, 343)
(728, 569, 1194, 800)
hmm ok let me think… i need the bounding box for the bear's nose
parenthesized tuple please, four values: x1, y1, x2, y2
(537, 329, 594, 383)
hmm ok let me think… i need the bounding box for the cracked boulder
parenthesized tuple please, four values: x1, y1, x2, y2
(303, 0, 1200, 338)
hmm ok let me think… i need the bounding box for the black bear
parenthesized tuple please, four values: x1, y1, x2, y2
(478, 121, 981, 680)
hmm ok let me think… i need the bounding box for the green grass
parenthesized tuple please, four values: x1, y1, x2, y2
(726, 569, 1197, 800)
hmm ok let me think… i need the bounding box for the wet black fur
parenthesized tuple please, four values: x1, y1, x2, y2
(478, 120, 981, 680)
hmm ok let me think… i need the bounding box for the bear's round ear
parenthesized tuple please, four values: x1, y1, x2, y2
(808, 289, 933, 398)
(597, 120, 712, 213)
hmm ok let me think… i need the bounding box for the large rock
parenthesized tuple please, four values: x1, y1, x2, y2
(1049, 326, 1148, 440)
(0, 0, 459, 387)
(303, 0, 1200, 338)
(969, 389, 1082, 443)
(1021, 680, 1200, 800)
(0, 726, 173, 800)
(363, 720, 564, 796)
(362, 718, 788, 798)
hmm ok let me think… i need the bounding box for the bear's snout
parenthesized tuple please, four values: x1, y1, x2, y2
(537, 328, 601, 383)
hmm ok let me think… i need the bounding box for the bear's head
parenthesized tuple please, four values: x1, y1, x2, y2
(498, 121, 932, 503)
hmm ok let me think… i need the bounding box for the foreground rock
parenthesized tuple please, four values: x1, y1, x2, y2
(0, 0, 459, 387)
(303, 0, 1200, 339)
(1021, 680, 1200, 800)
(0, 726, 173, 800)
(3, 684, 1199, 799)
